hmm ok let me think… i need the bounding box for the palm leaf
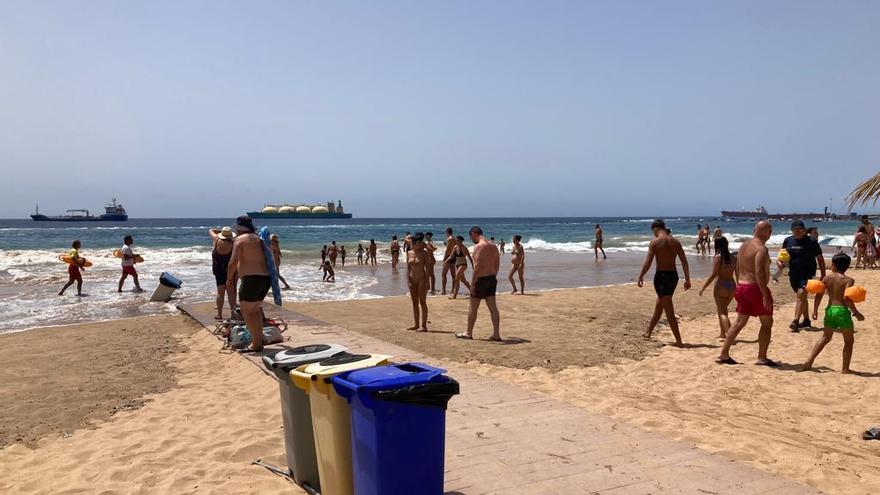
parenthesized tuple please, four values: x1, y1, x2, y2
(846, 171, 880, 211)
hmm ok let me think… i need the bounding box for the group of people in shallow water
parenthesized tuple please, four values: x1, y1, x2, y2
(58, 235, 144, 297)
(640, 218, 867, 374)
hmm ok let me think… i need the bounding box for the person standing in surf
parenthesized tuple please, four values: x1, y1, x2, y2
(59, 240, 84, 297)
(270, 234, 292, 291)
(368, 239, 378, 266)
(117, 235, 142, 293)
(594, 223, 606, 260)
(209, 227, 237, 319)
(441, 228, 456, 294)
(638, 220, 691, 346)
(328, 241, 338, 266)
(227, 216, 269, 353)
(508, 235, 525, 294)
(390, 235, 401, 269)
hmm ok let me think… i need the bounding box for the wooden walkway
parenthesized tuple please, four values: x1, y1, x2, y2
(180, 302, 822, 495)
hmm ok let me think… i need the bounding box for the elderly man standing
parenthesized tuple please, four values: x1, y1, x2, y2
(456, 226, 502, 341)
(227, 215, 270, 353)
(717, 220, 777, 366)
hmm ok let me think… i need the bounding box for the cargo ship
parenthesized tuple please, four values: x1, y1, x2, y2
(247, 200, 353, 219)
(720, 206, 858, 221)
(31, 198, 129, 222)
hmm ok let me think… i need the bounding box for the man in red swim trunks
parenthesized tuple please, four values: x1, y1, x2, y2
(717, 220, 777, 366)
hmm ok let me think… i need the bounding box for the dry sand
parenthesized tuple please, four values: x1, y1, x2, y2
(0, 317, 299, 494)
(292, 273, 880, 495)
(0, 315, 200, 448)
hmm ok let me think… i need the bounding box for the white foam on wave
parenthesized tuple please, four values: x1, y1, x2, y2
(522, 238, 593, 252)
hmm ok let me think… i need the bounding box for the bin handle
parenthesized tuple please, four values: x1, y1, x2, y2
(335, 363, 446, 394)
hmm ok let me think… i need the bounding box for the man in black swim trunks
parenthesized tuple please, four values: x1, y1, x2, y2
(781, 220, 825, 331)
(227, 215, 270, 352)
(638, 219, 691, 346)
(456, 226, 502, 341)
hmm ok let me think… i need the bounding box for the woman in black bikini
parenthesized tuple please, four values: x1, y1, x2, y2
(699, 236, 736, 339)
(209, 227, 237, 320)
(445, 235, 472, 299)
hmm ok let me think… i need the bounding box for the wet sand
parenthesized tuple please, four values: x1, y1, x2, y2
(288, 276, 796, 371)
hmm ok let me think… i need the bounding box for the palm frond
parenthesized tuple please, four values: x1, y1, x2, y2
(846, 171, 880, 211)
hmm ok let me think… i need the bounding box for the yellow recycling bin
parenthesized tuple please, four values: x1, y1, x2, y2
(290, 353, 391, 495)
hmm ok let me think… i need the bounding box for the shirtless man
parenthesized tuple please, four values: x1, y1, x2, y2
(328, 241, 338, 266)
(425, 232, 438, 294)
(390, 235, 401, 269)
(717, 220, 777, 366)
(440, 228, 455, 294)
(227, 216, 270, 353)
(456, 226, 502, 341)
(406, 233, 431, 331)
(637, 220, 691, 346)
(404, 232, 413, 253)
(695, 224, 705, 253)
(594, 223, 606, 260)
(508, 234, 525, 294)
(703, 224, 712, 255)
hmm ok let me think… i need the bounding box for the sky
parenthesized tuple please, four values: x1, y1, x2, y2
(1, 1, 879, 218)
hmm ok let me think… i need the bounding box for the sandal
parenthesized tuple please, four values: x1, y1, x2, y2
(862, 427, 880, 440)
(455, 332, 472, 340)
(715, 357, 738, 365)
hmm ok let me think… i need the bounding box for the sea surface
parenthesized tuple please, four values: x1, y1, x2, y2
(0, 216, 860, 332)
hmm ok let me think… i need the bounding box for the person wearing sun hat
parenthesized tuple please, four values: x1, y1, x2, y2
(209, 226, 237, 320)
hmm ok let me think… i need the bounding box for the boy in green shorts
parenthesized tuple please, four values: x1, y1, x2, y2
(803, 253, 865, 374)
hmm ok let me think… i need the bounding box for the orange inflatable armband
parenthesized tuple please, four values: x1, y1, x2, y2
(805, 279, 825, 295)
(845, 286, 866, 303)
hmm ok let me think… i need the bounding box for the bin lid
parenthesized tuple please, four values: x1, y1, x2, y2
(290, 353, 392, 392)
(261, 344, 348, 371)
(341, 363, 446, 390)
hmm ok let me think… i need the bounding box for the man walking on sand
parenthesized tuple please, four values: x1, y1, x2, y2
(456, 226, 502, 341)
(717, 220, 777, 366)
(638, 219, 691, 346)
(782, 220, 825, 331)
(227, 216, 270, 353)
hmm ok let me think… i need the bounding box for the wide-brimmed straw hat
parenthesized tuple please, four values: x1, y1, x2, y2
(219, 227, 234, 239)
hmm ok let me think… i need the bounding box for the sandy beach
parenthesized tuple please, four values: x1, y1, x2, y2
(1, 269, 877, 494)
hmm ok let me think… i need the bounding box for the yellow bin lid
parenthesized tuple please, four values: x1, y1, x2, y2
(290, 353, 391, 395)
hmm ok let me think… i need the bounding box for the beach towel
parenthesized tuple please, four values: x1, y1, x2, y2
(258, 226, 283, 305)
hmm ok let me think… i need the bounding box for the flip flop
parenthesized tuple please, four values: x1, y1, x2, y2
(862, 427, 880, 440)
(755, 359, 780, 367)
(455, 332, 473, 340)
(715, 357, 738, 365)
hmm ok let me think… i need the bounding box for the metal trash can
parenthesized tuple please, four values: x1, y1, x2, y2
(290, 353, 392, 495)
(332, 363, 460, 495)
(262, 345, 348, 492)
(150, 272, 183, 302)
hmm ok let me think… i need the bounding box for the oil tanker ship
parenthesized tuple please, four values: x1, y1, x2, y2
(247, 200, 353, 219)
(31, 198, 129, 222)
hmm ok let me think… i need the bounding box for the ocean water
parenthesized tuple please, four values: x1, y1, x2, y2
(0, 217, 861, 332)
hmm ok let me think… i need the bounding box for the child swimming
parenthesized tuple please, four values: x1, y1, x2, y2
(802, 253, 865, 374)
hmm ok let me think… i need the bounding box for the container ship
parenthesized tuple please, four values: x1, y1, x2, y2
(720, 206, 858, 221)
(31, 198, 129, 222)
(247, 200, 353, 219)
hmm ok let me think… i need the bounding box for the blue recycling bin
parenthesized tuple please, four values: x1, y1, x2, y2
(159, 272, 183, 289)
(332, 363, 459, 495)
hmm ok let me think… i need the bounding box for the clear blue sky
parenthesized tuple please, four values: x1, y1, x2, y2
(2, 1, 878, 218)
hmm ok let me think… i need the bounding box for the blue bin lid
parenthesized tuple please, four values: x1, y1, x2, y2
(335, 363, 447, 392)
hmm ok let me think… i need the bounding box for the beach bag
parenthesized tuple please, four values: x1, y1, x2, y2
(228, 325, 284, 349)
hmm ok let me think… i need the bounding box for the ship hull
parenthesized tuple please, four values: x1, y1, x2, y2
(31, 214, 128, 221)
(247, 212, 352, 219)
